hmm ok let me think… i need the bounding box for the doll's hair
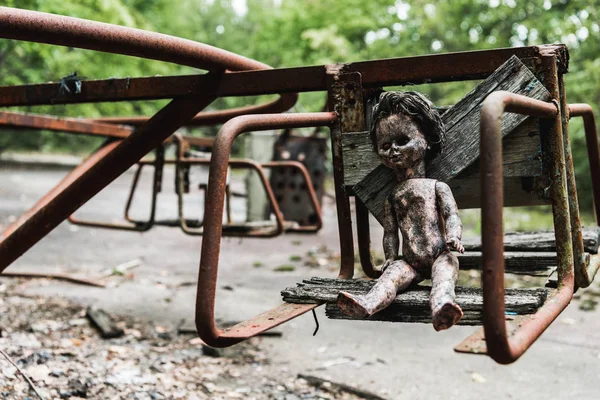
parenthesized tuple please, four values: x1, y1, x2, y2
(369, 91, 445, 158)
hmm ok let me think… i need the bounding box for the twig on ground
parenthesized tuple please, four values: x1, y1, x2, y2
(298, 373, 387, 400)
(0, 348, 46, 400)
(0, 271, 105, 288)
(98, 258, 142, 279)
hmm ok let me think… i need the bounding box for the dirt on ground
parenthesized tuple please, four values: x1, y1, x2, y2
(0, 279, 373, 400)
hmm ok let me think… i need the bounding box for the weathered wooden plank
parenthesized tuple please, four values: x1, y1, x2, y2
(343, 118, 543, 186)
(449, 176, 549, 209)
(456, 251, 589, 275)
(281, 277, 547, 326)
(429, 57, 549, 181)
(462, 226, 600, 254)
(353, 56, 551, 224)
(86, 306, 124, 339)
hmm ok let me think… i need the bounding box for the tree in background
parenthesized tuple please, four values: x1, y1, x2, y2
(0, 0, 598, 212)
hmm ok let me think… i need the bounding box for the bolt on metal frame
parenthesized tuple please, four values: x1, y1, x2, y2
(0, 7, 599, 362)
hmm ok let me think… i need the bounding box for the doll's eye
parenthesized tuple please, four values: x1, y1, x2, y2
(382, 143, 391, 151)
(397, 137, 409, 146)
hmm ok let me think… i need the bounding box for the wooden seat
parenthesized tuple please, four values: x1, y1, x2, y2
(282, 277, 548, 325)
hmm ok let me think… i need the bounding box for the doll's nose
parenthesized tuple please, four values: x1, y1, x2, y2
(391, 143, 401, 154)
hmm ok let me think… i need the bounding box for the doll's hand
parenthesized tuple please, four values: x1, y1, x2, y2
(447, 237, 464, 253)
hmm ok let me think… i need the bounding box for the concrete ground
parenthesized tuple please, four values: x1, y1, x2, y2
(1, 164, 599, 400)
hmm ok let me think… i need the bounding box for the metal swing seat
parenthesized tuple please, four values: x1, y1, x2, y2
(0, 7, 598, 365)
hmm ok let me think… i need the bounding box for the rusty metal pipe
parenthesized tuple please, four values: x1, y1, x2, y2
(195, 112, 337, 347)
(0, 45, 568, 107)
(89, 92, 299, 127)
(0, 111, 133, 137)
(174, 157, 286, 237)
(355, 198, 380, 279)
(0, 8, 297, 129)
(0, 93, 216, 272)
(480, 90, 574, 364)
(0, 7, 267, 71)
(568, 103, 600, 224)
(68, 145, 165, 231)
(0, 140, 120, 240)
(0, 110, 215, 147)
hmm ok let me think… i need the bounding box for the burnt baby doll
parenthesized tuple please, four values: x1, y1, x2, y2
(337, 91, 465, 331)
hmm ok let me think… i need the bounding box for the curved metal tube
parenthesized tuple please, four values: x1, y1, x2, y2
(568, 104, 600, 224)
(68, 146, 165, 231)
(480, 90, 573, 364)
(0, 7, 267, 71)
(0, 8, 298, 129)
(89, 92, 299, 127)
(195, 112, 337, 347)
(175, 158, 286, 237)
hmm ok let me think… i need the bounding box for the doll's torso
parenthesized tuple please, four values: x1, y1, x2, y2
(391, 178, 446, 273)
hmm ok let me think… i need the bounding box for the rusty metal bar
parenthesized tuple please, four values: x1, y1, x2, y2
(568, 103, 600, 224)
(0, 110, 215, 147)
(0, 140, 120, 240)
(355, 198, 380, 279)
(326, 70, 364, 279)
(0, 8, 298, 134)
(0, 45, 568, 106)
(90, 92, 298, 127)
(195, 112, 336, 347)
(0, 7, 267, 71)
(175, 158, 285, 238)
(480, 87, 573, 364)
(0, 92, 217, 272)
(557, 78, 586, 289)
(0, 111, 133, 136)
(68, 145, 165, 231)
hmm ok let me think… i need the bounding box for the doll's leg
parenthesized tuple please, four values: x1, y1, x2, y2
(430, 251, 463, 331)
(337, 260, 421, 318)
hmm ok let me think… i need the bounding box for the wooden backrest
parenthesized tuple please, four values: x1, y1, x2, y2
(342, 55, 554, 224)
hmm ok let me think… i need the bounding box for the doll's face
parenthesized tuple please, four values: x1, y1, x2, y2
(375, 114, 428, 170)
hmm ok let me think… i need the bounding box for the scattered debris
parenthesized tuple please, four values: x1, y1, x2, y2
(98, 258, 142, 279)
(252, 261, 264, 268)
(298, 373, 388, 400)
(289, 255, 302, 262)
(0, 348, 45, 400)
(471, 372, 487, 383)
(274, 264, 296, 272)
(1, 283, 372, 399)
(86, 306, 124, 339)
(0, 271, 105, 288)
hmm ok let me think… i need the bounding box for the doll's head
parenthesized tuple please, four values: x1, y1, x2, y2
(370, 91, 445, 170)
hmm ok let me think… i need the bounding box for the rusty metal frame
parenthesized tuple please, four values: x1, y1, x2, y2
(68, 144, 165, 231)
(0, 7, 593, 359)
(477, 88, 573, 364)
(0, 7, 297, 272)
(566, 103, 600, 287)
(568, 104, 600, 224)
(194, 112, 336, 347)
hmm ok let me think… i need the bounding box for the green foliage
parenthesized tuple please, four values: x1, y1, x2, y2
(1, 0, 600, 211)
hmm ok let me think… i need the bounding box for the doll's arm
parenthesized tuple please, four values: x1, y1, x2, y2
(382, 196, 400, 267)
(435, 181, 464, 253)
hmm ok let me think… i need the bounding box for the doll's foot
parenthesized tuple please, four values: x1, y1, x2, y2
(432, 301, 463, 331)
(337, 291, 372, 318)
